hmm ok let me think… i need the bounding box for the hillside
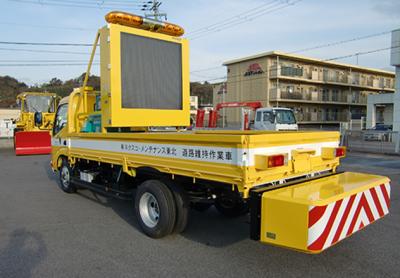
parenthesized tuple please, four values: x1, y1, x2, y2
(0, 74, 213, 108)
(0, 76, 28, 108)
(0, 74, 100, 108)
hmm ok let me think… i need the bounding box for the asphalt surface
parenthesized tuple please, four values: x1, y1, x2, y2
(0, 148, 399, 278)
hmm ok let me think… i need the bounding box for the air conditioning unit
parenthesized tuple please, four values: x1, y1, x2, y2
(311, 67, 319, 80)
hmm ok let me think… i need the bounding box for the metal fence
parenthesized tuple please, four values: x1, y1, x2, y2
(343, 130, 400, 154)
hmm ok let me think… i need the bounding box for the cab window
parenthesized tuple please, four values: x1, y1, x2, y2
(53, 104, 68, 135)
(256, 111, 262, 122)
(263, 111, 274, 123)
(275, 110, 296, 124)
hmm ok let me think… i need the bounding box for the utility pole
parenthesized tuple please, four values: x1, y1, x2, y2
(142, 0, 167, 21)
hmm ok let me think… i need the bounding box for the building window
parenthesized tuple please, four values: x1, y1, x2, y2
(286, 85, 294, 94)
(281, 65, 303, 77)
(352, 91, 360, 103)
(322, 89, 329, 101)
(385, 78, 391, 88)
(332, 89, 339, 102)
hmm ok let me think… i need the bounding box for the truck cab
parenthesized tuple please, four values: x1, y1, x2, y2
(253, 107, 298, 131)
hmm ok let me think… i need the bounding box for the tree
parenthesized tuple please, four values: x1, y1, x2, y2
(190, 82, 213, 105)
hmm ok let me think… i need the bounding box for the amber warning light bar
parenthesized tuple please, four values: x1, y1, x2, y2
(105, 11, 185, 37)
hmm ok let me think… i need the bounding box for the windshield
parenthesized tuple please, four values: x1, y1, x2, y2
(53, 104, 68, 135)
(275, 109, 296, 124)
(24, 95, 53, 113)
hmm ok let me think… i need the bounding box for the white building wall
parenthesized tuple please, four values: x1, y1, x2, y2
(383, 105, 394, 125)
(366, 93, 394, 128)
(0, 109, 19, 138)
(393, 67, 400, 132)
(391, 29, 400, 132)
(366, 28, 400, 130)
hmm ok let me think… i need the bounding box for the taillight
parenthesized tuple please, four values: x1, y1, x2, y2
(268, 154, 286, 168)
(335, 147, 346, 157)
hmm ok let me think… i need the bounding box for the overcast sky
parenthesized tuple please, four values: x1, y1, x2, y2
(0, 0, 399, 85)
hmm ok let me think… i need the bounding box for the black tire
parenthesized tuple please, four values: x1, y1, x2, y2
(164, 180, 189, 234)
(135, 180, 176, 238)
(191, 202, 213, 212)
(214, 197, 248, 217)
(58, 158, 76, 193)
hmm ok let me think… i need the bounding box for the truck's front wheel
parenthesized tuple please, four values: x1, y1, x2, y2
(59, 159, 76, 193)
(135, 180, 176, 238)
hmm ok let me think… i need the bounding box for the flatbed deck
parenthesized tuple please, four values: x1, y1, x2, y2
(52, 130, 340, 198)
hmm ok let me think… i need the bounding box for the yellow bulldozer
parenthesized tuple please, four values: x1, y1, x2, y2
(14, 92, 59, 155)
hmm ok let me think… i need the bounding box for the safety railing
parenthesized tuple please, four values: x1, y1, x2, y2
(343, 130, 400, 154)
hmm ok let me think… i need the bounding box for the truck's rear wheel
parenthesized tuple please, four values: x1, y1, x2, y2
(59, 159, 76, 193)
(135, 180, 176, 238)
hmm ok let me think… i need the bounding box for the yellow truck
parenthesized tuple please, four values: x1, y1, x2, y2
(14, 92, 58, 155)
(50, 11, 391, 253)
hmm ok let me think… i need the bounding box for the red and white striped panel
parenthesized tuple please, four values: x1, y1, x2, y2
(307, 182, 390, 252)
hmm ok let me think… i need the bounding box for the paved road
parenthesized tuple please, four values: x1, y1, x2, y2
(0, 148, 399, 278)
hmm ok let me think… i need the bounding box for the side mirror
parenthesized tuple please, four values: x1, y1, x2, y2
(16, 99, 21, 106)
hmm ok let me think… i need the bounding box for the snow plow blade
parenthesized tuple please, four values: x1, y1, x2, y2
(14, 131, 52, 155)
(251, 172, 390, 253)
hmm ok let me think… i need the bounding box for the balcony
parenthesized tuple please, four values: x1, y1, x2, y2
(295, 111, 350, 123)
(269, 66, 395, 91)
(269, 89, 367, 105)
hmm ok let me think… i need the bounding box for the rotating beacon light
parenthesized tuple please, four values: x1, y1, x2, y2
(105, 11, 185, 37)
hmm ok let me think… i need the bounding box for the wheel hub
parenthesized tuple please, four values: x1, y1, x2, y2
(139, 192, 160, 228)
(61, 166, 70, 188)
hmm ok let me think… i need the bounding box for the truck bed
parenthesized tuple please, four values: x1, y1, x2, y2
(52, 130, 340, 198)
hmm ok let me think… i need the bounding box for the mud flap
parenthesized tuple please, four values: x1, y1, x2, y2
(14, 131, 52, 155)
(251, 172, 390, 253)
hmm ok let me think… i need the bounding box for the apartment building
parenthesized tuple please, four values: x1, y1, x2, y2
(221, 51, 395, 126)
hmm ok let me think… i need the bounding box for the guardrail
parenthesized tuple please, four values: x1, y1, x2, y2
(343, 130, 400, 154)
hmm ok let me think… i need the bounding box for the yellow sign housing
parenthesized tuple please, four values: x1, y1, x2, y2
(99, 23, 190, 128)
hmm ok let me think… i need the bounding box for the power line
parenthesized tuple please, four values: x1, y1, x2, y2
(33, 0, 145, 6)
(187, 0, 280, 36)
(325, 45, 400, 61)
(190, 66, 224, 74)
(0, 41, 94, 46)
(0, 22, 94, 31)
(194, 45, 399, 84)
(0, 59, 97, 62)
(0, 47, 97, 55)
(290, 30, 392, 54)
(189, 0, 302, 40)
(0, 63, 100, 67)
(10, 0, 147, 6)
(190, 29, 395, 75)
(43, 0, 146, 5)
(2, 29, 391, 49)
(9, 0, 145, 10)
(142, 1, 167, 21)
(189, 1, 286, 39)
